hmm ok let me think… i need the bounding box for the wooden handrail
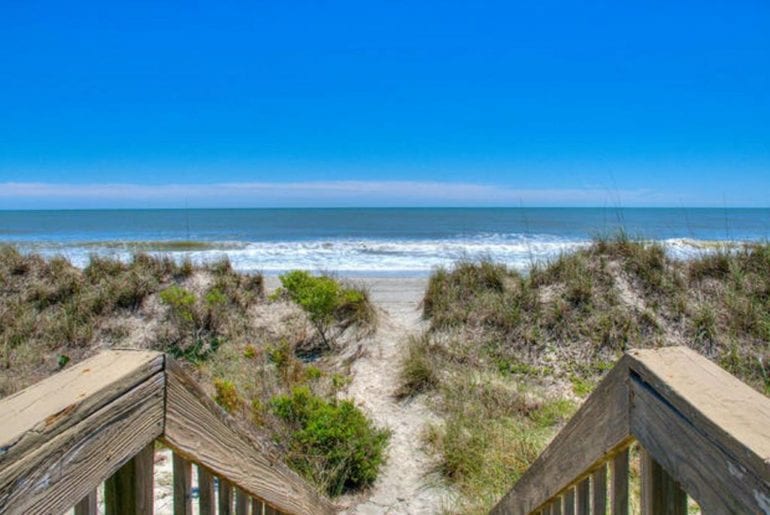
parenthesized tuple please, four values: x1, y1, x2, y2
(0, 350, 334, 515)
(491, 346, 770, 515)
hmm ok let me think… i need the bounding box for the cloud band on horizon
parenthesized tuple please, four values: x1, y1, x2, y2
(0, 180, 761, 208)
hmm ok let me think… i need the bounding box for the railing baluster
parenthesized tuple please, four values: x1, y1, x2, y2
(173, 453, 193, 515)
(198, 465, 216, 515)
(252, 498, 264, 515)
(592, 463, 607, 514)
(564, 488, 575, 515)
(105, 442, 154, 515)
(610, 449, 629, 515)
(640, 449, 687, 515)
(74, 489, 97, 515)
(219, 477, 234, 515)
(236, 488, 249, 515)
(551, 496, 562, 515)
(576, 478, 590, 515)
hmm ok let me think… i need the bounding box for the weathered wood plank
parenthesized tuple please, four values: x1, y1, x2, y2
(105, 442, 154, 515)
(0, 350, 163, 467)
(162, 359, 334, 515)
(236, 487, 250, 515)
(627, 346, 770, 485)
(219, 477, 233, 515)
(610, 449, 628, 515)
(490, 356, 633, 515)
(74, 489, 97, 515)
(639, 448, 686, 515)
(0, 371, 164, 514)
(630, 375, 770, 514)
(592, 463, 607, 515)
(198, 465, 215, 515)
(173, 453, 193, 515)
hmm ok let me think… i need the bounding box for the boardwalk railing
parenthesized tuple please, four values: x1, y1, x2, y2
(0, 350, 334, 515)
(491, 346, 770, 514)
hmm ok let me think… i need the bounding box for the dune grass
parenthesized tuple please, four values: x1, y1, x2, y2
(402, 235, 770, 513)
(0, 247, 387, 497)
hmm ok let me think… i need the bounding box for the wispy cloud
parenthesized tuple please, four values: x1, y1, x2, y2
(0, 180, 676, 208)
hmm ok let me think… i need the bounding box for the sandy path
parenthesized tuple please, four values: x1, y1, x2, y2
(338, 278, 452, 514)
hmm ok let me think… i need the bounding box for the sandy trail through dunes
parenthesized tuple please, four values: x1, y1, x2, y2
(338, 277, 453, 514)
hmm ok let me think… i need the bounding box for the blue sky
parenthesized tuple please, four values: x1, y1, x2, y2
(1, 1, 768, 208)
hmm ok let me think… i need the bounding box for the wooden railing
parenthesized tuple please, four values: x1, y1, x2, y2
(491, 346, 770, 514)
(0, 350, 335, 515)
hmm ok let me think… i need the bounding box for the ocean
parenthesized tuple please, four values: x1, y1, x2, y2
(1, 208, 769, 275)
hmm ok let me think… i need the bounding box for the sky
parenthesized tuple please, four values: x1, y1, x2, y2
(0, 1, 768, 209)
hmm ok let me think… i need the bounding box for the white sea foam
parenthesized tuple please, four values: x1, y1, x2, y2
(12, 234, 733, 275)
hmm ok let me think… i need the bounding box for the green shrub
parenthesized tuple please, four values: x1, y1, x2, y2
(271, 386, 390, 496)
(214, 378, 241, 413)
(160, 285, 196, 323)
(279, 270, 374, 346)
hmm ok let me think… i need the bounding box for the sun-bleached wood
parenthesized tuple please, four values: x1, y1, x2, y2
(629, 375, 770, 513)
(610, 449, 628, 515)
(74, 489, 97, 515)
(162, 359, 334, 514)
(592, 464, 607, 514)
(105, 442, 155, 515)
(491, 356, 632, 515)
(628, 346, 770, 485)
(0, 370, 164, 514)
(198, 465, 216, 515)
(0, 350, 163, 468)
(173, 453, 193, 515)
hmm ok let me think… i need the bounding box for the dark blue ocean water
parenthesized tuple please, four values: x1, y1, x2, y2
(1, 208, 768, 274)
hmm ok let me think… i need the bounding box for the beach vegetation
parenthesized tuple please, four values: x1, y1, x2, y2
(405, 234, 770, 512)
(278, 270, 376, 347)
(271, 386, 390, 496)
(0, 247, 388, 497)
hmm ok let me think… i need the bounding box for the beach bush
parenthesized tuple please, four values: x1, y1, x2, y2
(271, 386, 390, 496)
(278, 270, 375, 346)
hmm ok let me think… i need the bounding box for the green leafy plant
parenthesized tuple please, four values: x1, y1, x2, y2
(271, 386, 390, 496)
(279, 270, 374, 347)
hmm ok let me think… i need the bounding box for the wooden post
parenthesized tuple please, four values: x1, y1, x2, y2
(551, 497, 562, 515)
(105, 443, 154, 515)
(610, 449, 629, 515)
(236, 488, 250, 515)
(576, 478, 590, 515)
(219, 477, 234, 515)
(264, 504, 280, 515)
(198, 465, 216, 515)
(173, 453, 193, 515)
(592, 463, 607, 514)
(640, 449, 687, 515)
(563, 488, 575, 515)
(252, 498, 264, 515)
(74, 489, 97, 515)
